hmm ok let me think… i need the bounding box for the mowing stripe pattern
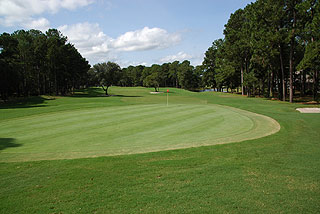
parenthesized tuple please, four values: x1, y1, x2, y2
(0, 104, 280, 162)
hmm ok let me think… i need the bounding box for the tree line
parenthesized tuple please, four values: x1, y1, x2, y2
(0, 29, 90, 100)
(88, 61, 204, 95)
(90, 0, 319, 102)
(1, 0, 319, 102)
(203, 0, 319, 102)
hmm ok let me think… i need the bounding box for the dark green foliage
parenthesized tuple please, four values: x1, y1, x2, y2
(109, 60, 204, 91)
(204, 0, 319, 101)
(143, 72, 160, 92)
(92, 62, 121, 95)
(0, 33, 20, 100)
(177, 60, 197, 89)
(168, 61, 180, 87)
(0, 29, 89, 100)
(202, 39, 223, 88)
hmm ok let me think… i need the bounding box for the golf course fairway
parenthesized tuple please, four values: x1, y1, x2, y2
(0, 102, 279, 162)
(1, 87, 319, 213)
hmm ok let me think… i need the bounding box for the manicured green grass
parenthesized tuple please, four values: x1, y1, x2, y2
(0, 87, 319, 213)
(0, 101, 279, 162)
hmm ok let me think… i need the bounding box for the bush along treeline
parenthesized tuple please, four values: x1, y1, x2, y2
(0, 29, 90, 100)
(203, 0, 319, 102)
(88, 60, 204, 95)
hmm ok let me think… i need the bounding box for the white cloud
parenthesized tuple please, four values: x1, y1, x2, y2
(22, 17, 50, 32)
(0, 0, 93, 28)
(59, 23, 182, 65)
(160, 52, 193, 63)
(60, 0, 94, 10)
(116, 60, 149, 68)
(59, 22, 110, 54)
(110, 27, 181, 51)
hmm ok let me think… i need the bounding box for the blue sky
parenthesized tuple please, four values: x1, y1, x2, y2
(0, 0, 253, 67)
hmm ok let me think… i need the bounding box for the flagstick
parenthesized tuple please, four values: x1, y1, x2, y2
(167, 91, 169, 107)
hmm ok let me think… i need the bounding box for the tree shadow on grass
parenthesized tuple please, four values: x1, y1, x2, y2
(0, 138, 21, 151)
(72, 87, 105, 97)
(112, 95, 142, 98)
(0, 96, 52, 109)
(72, 88, 142, 98)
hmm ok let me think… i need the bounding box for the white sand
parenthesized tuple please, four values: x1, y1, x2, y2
(296, 108, 320, 113)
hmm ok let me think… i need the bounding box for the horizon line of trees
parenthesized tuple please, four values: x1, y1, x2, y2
(88, 60, 205, 95)
(0, 29, 90, 100)
(90, 0, 319, 102)
(203, 0, 319, 102)
(1, 0, 319, 102)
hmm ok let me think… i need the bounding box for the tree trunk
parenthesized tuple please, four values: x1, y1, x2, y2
(37, 68, 41, 96)
(301, 70, 305, 97)
(289, 6, 296, 103)
(55, 70, 58, 96)
(279, 43, 286, 101)
(267, 71, 271, 98)
(241, 66, 244, 95)
(314, 70, 318, 100)
(270, 71, 274, 98)
(101, 85, 109, 96)
(277, 72, 281, 100)
(289, 43, 294, 103)
(43, 74, 46, 94)
(105, 87, 109, 96)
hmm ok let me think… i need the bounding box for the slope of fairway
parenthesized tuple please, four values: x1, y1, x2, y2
(0, 103, 279, 162)
(1, 87, 319, 213)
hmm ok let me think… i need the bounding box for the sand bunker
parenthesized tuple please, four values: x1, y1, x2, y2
(296, 108, 320, 113)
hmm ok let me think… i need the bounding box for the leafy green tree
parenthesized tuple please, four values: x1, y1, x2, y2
(285, 0, 303, 102)
(223, 8, 252, 95)
(297, 0, 320, 100)
(202, 39, 223, 88)
(132, 65, 144, 86)
(178, 60, 196, 90)
(194, 65, 204, 88)
(94, 62, 121, 96)
(119, 67, 133, 87)
(0, 29, 89, 99)
(214, 41, 239, 92)
(141, 66, 152, 84)
(30, 30, 48, 95)
(143, 72, 160, 92)
(160, 63, 170, 87)
(247, 0, 287, 99)
(12, 30, 35, 96)
(0, 33, 19, 100)
(87, 67, 99, 87)
(168, 61, 179, 87)
(46, 29, 67, 95)
(298, 41, 320, 100)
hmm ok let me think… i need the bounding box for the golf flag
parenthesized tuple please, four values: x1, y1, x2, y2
(166, 89, 169, 106)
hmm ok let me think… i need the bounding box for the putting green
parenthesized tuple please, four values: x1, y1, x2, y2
(0, 104, 280, 162)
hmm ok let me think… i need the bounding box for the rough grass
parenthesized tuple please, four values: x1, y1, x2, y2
(0, 87, 319, 213)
